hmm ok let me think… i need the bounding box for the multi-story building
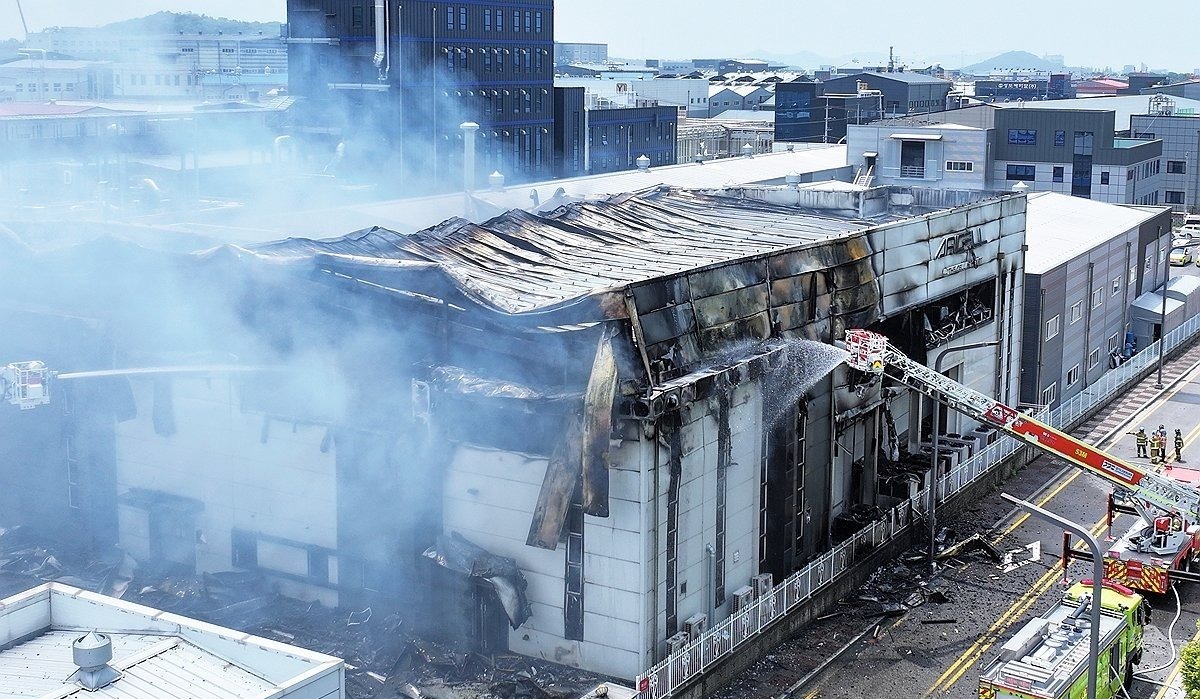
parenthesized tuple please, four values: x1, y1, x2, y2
(1020, 192, 1172, 408)
(552, 87, 676, 175)
(847, 105, 1165, 205)
(25, 29, 289, 100)
(0, 59, 113, 102)
(821, 71, 952, 118)
(707, 84, 773, 116)
(973, 78, 1049, 102)
(1141, 79, 1200, 100)
(555, 42, 608, 65)
(287, 0, 554, 190)
(555, 75, 709, 117)
(1130, 95, 1200, 212)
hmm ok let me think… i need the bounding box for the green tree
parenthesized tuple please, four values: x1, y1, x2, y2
(1181, 626, 1200, 699)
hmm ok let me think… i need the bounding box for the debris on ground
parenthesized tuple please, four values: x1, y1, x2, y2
(0, 526, 609, 699)
(934, 532, 1002, 562)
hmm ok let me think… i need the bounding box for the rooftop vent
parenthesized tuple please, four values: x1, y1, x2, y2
(488, 170, 506, 191)
(69, 632, 121, 690)
(636, 154, 651, 171)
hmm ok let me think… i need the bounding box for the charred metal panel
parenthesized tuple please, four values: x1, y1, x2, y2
(698, 313, 773, 350)
(664, 412, 683, 636)
(768, 272, 816, 306)
(581, 330, 618, 517)
(690, 286, 771, 328)
(685, 259, 769, 299)
(639, 304, 697, 346)
(630, 277, 692, 314)
(715, 390, 731, 609)
(526, 411, 585, 549)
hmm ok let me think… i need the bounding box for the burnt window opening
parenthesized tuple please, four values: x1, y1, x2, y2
(231, 529, 258, 568)
(921, 280, 997, 350)
(563, 485, 585, 640)
(308, 548, 330, 584)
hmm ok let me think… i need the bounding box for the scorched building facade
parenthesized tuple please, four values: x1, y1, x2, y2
(0, 185, 1026, 681)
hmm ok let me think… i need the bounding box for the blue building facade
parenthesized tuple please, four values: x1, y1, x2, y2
(287, 0, 554, 191)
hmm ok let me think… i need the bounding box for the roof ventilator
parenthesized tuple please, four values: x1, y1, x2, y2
(69, 632, 122, 690)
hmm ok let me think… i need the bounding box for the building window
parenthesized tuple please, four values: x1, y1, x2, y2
(1054, 130, 1065, 147)
(484, 51, 491, 72)
(946, 160, 973, 172)
(1091, 287, 1104, 308)
(352, 5, 364, 29)
(1041, 382, 1057, 406)
(231, 529, 258, 568)
(524, 10, 531, 32)
(484, 11, 490, 30)
(308, 549, 330, 584)
(1112, 277, 1121, 295)
(1052, 166, 1064, 183)
(1066, 365, 1080, 387)
(221, 47, 235, 53)
(1168, 160, 1187, 174)
(1088, 348, 1101, 369)
(1108, 332, 1121, 353)
(513, 10, 520, 32)
(1134, 131, 1155, 139)
(1074, 131, 1094, 156)
(1070, 300, 1083, 324)
(1046, 314, 1060, 340)
(446, 6, 454, 30)
(536, 11, 542, 32)
(1129, 265, 1136, 286)
(1100, 171, 1110, 185)
(1146, 254, 1153, 273)
(1167, 191, 1186, 204)
(1006, 164, 1036, 181)
(459, 7, 466, 30)
(496, 9, 502, 30)
(1008, 129, 1037, 145)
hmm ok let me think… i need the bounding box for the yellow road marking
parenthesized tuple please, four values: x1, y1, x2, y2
(923, 365, 1200, 696)
(924, 517, 1110, 696)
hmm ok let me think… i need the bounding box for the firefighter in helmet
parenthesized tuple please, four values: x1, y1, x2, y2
(1176, 428, 1185, 462)
(1129, 428, 1149, 458)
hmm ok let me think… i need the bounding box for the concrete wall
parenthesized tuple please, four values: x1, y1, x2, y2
(114, 377, 338, 606)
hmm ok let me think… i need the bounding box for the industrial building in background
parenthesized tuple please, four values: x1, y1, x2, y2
(287, 0, 555, 191)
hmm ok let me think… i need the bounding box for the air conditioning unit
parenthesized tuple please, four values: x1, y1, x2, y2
(665, 632, 690, 654)
(730, 585, 755, 613)
(753, 573, 774, 597)
(684, 613, 708, 640)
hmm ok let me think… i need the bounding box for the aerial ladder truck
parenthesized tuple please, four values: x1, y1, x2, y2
(843, 329, 1200, 594)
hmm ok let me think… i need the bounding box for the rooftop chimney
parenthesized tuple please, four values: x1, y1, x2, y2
(69, 632, 121, 691)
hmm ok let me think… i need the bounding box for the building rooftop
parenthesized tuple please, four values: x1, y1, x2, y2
(834, 71, 952, 85)
(1024, 192, 1168, 274)
(994, 94, 1200, 130)
(247, 187, 870, 316)
(712, 109, 775, 122)
(0, 59, 112, 70)
(0, 583, 343, 699)
(189, 145, 850, 242)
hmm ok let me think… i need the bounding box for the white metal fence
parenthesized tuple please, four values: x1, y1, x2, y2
(635, 312, 1200, 698)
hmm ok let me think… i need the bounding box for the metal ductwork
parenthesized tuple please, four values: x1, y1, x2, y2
(372, 0, 386, 79)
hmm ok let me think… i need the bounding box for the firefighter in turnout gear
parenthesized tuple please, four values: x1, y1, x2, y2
(1153, 432, 1167, 464)
(1176, 429, 1185, 462)
(1131, 428, 1149, 458)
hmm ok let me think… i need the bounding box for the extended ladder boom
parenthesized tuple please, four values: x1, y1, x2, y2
(843, 329, 1200, 522)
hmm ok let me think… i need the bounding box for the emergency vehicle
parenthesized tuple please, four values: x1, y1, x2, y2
(843, 329, 1200, 593)
(977, 581, 1147, 699)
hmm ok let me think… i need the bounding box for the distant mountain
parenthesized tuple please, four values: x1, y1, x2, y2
(959, 51, 1064, 74)
(93, 11, 281, 36)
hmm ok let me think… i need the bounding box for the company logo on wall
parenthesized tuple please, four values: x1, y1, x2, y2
(936, 229, 984, 276)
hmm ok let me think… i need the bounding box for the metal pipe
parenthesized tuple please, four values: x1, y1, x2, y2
(1001, 493, 1103, 699)
(929, 339, 1000, 574)
(372, 0, 386, 77)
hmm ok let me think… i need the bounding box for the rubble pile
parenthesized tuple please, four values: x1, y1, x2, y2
(0, 527, 605, 699)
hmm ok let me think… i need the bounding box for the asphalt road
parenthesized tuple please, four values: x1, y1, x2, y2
(719, 331, 1200, 699)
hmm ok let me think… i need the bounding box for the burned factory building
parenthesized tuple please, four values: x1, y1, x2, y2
(0, 185, 1025, 681)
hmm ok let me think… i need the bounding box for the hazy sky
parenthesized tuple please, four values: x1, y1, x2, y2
(2, 1, 1195, 71)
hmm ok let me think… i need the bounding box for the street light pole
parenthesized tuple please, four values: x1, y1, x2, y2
(1157, 224, 1168, 389)
(929, 339, 1000, 574)
(1001, 493, 1103, 699)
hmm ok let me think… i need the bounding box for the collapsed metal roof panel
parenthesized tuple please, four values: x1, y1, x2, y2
(252, 189, 869, 317)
